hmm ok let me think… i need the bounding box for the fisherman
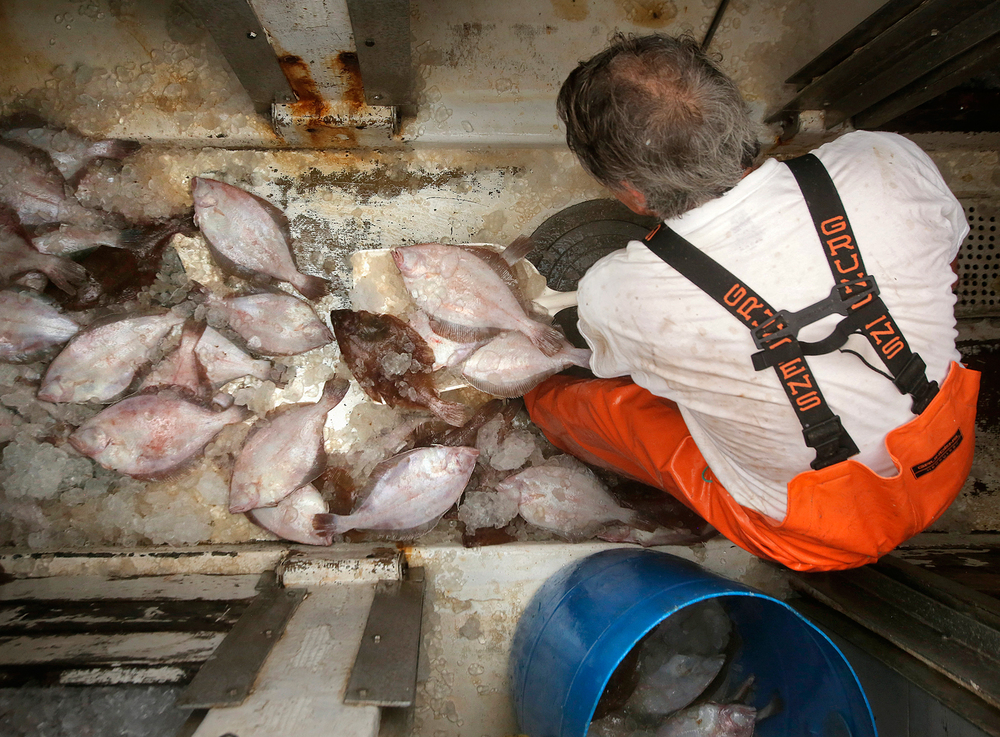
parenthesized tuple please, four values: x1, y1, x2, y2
(525, 33, 980, 571)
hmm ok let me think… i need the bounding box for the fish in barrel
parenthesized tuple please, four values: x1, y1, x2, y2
(192, 177, 329, 300)
(229, 378, 351, 513)
(331, 308, 469, 426)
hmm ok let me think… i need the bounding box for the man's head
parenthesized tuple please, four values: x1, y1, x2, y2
(557, 33, 760, 220)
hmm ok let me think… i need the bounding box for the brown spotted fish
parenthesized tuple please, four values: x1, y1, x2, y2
(0, 288, 79, 363)
(200, 288, 332, 356)
(392, 240, 564, 356)
(460, 330, 591, 397)
(247, 485, 332, 546)
(69, 389, 249, 479)
(313, 446, 478, 536)
(229, 378, 350, 513)
(331, 309, 469, 426)
(0, 205, 88, 294)
(38, 311, 185, 403)
(192, 177, 328, 300)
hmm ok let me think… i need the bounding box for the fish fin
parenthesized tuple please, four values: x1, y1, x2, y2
(322, 377, 351, 406)
(527, 322, 567, 357)
(40, 257, 89, 295)
(428, 397, 472, 427)
(456, 245, 524, 297)
(462, 370, 558, 399)
(293, 272, 330, 301)
(564, 347, 592, 368)
(428, 315, 499, 343)
(313, 513, 349, 535)
(501, 235, 535, 265)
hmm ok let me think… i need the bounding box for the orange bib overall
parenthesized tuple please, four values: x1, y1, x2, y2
(525, 362, 978, 571)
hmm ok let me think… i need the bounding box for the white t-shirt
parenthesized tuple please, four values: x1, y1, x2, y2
(577, 131, 967, 522)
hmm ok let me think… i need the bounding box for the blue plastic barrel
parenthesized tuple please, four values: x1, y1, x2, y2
(509, 548, 877, 737)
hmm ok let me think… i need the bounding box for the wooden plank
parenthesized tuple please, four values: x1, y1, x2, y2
(177, 573, 305, 708)
(0, 631, 224, 666)
(0, 574, 261, 602)
(0, 599, 249, 635)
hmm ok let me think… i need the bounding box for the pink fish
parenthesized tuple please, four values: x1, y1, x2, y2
(460, 330, 591, 397)
(0, 288, 79, 363)
(200, 288, 332, 356)
(192, 177, 328, 300)
(229, 378, 350, 513)
(0, 205, 88, 295)
(1, 115, 139, 182)
(392, 243, 565, 356)
(0, 141, 105, 228)
(38, 311, 185, 403)
(247, 485, 332, 546)
(194, 326, 272, 387)
(69, 389, 249, 479)
(313, 446, 478, 536)
(656, 703, 756, 737)
(138, 320, 213, 402)
(498, 457, 637, 539)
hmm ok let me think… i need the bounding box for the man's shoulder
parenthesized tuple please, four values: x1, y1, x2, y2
(812, 130, 930, 167)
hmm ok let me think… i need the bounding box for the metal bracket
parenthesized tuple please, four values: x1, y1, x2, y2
(175, 570, 306, 708)
(344, 566, 425, 707)
(345, 0, 413, 107)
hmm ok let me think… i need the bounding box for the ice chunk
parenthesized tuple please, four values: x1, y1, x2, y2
(458, 487, 519, 532)
(487, 428, 536, 471)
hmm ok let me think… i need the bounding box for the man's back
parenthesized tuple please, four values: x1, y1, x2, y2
(576, 131, 967, 522)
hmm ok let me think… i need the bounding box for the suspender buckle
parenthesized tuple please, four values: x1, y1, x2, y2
(804, 415, 860, 470)
(894, 354, 939, 413)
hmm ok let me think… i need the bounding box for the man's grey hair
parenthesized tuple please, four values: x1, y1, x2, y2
(557, 33, 761, 220)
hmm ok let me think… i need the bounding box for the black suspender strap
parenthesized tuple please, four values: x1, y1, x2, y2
(644, 224, 859, 470)
(784, 155, 939, 414)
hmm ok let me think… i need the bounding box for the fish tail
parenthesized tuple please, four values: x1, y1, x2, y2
(228, 492, 257, 514)
(41, 257, 89, 295)
(294, 273, 330, 301)
(528, 322, 567, 357)
(86, 139, 142, 161)
(501, 234, 535, 265)
(565, 347, 592, 368)
(429, 397, 472, 427)
(313, 513, 348, 535)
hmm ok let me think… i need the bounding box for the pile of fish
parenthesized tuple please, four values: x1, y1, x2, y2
(0, 116, 703, 549)
(588, 601, 781, 737)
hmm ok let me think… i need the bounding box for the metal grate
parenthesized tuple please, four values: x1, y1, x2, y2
(955, 200, 1000, 318)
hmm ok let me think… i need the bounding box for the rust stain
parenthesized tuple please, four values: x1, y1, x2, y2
(333, 52, 366, 112)
(618, 0, 677, 27)
(550, 0, 589, 22)
(279, 54, 324, 117)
